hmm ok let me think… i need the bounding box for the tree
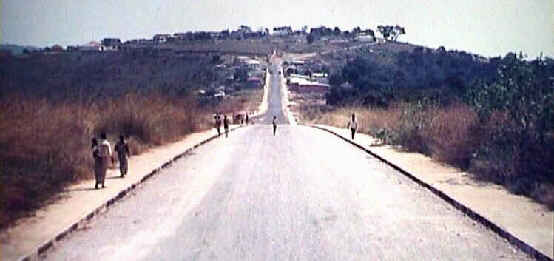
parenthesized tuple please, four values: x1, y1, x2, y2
(391, 25, 406, 41)
(377, 25, 394, 41)
(333, 26, 341, 35)
(377, 25, 405, 41)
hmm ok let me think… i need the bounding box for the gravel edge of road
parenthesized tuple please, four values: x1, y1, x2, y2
(307, 124, 552, 261)
(19, 127, 243, 261)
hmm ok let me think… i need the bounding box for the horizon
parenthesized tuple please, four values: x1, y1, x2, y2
(1, 0, 552, 58)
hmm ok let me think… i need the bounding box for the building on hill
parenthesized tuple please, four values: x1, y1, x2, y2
(50, 45, 64, 52)
(273, 26, 293, 36)
(355, 34, 375, 43)
(173, 33, 187, 41)
(310, 26, 332, 36)
(239, 25, 252, 33)
(79, 41, 102, 51)
(153, 34, 172, 44)
(101, 38, 121, 51)
(246, 77, 264, 88)
(287, 75, 330, 94)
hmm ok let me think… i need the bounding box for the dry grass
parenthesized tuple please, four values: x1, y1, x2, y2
(302, 103, 554, 209)
(0, 89, 259, 228)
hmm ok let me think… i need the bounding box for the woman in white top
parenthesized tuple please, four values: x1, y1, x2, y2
(347, 113, 358, 140)
(94, 132, 112, 189)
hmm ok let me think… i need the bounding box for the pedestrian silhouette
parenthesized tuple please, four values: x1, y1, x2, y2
(347, 113, 358, 140)
(93, 133, 112, 189)
(214, 113, 222, 136)
(223, 115, 230, 138)
(272, 116, 277, 136)
(115, 135, 130, 178)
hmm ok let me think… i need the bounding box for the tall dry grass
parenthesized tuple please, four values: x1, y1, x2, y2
(0, 92, 227, 228)
(303, 103, 554, 209)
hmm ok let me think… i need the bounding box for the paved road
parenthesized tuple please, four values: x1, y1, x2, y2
(42, 59, 531, 260)
(257, 59, 288, 125)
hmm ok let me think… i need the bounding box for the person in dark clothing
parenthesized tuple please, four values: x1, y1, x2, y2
(245, 113, 250, 125)
(223, 115, 230, 138)
(347, 113, 358, 140)
(214, 113, 222, 136)
(272, 116, 277, 136)
(91, 138, 101, 189)
(115, 135, 130, 177)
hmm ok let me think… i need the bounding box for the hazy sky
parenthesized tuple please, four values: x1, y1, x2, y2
(1, 0, 552, 58)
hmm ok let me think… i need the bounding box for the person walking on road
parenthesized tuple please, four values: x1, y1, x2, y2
(91, 138, 101, 189)
(272, 115, 278, 136)
(93, 133, 112, 189)
(214, 113, 222, 136)
(115, 135, 130, 178)
(347, 113, 358, 140)
(245, 113, 250, 125)
(223, 115, 230, 138)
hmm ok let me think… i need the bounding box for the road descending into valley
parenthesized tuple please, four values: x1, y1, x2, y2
(42, 58, 531, 260)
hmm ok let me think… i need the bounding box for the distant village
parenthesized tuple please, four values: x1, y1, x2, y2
(30, 25, 390, 53)
(5, 25, 405, 101)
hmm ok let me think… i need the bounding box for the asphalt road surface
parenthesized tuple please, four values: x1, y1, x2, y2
(257, 60, 288, 125)
(42, 60, 530, 260)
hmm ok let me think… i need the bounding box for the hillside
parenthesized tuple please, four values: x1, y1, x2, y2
(296, 41, 554, 209)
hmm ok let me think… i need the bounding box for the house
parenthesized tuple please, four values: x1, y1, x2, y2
(273, 26, 293, 36)
(101, 38, 121, 51)
(50, 45, 64, 52)
(173, 33, 187, 40)
(153, 34, 172, 44)
(77, 41, 102, 52)
(311, 72, 329, 83)
(355, 34, 375, 42)
(244, 31, 264, 39)
(288, 76, 330, 93)
(310, 26, 332, 36)
(238, 25, 252, 33)
(246, 77, 264, 88)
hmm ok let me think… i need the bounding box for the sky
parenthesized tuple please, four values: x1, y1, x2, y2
(1, 0, 552, 58)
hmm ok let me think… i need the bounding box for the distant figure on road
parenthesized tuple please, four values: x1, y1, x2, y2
(214, 113, 222, 136)
(93, 133, 112, 189)
(245, 113, 250, 125)
(115, 135, 130, 178)
(223, 115, 230, 138)
(91, 138, 100, 188)
(347, 113, 358, 140)
(272, 116, 278, 136)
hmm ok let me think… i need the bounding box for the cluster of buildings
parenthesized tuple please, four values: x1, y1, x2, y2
(58, 25, 379, 53)
(198, 55, 267, 99)
(283, 60, 330, 94)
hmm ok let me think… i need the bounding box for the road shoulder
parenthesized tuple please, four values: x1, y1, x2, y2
(310, 124, 553, 260)
(0, 126, 240, 261)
